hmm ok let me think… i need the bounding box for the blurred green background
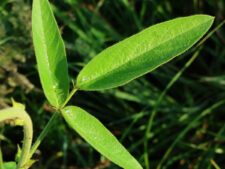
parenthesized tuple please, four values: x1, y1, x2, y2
(0, 0, 225, 168)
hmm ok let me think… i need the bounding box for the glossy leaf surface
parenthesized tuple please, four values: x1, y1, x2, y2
(77, 15, 214, 90)
(32, 0, 69, 107)
(62, 106, 142, 169)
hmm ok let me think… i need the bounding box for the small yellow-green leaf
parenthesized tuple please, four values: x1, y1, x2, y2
(32, 0, 69, 108)
(77, 15, 214, 90)
(22, 159, 37, 169)
(11, 99, 25, 126)
(15, 145, 22, 162)
(62, 106, 142, 169)
(11, 98, 25, 110)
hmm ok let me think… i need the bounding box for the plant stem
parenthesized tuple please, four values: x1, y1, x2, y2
(0, 147, 4, 169)
(0, 108, 33, 169)
(61, 87, 78, 109)
(210, 159, 221, 169)
(144, 49, 201, 169)
(29, 111, 60, 159)
(29, 86, 78, 159)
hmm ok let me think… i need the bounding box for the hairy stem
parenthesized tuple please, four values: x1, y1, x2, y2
(0, 108, 33, 169)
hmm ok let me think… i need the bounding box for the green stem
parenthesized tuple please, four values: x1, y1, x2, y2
(61, 87, 78, 109)
(29, 111, 60, 159)
(0, 108, 33, 169)
(144, 48, 201, 169)
(29, 86, 78, 159)
(0, 147, 4, 169)
(210, 159, 221, 169)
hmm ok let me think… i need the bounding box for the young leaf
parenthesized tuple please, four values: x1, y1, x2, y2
(11, 98, 25, 110)
(32, 0, 69, 108)
(77, 15, 214, 90)
(62, 106, 143, 169)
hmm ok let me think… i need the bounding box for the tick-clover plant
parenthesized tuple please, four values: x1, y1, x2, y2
(0, 0, 215, 168)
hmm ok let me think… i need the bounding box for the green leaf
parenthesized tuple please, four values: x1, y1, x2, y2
(32, 0, 69, 108)
(21, 159, 37, 169)
(11, 98, 25, 110)
(15, 145, 22, 162)
(11, 99, 25, 126)
(77, 15, 214, 90)
(3, 162, 16, 169)
(62, 106, 142, 169)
